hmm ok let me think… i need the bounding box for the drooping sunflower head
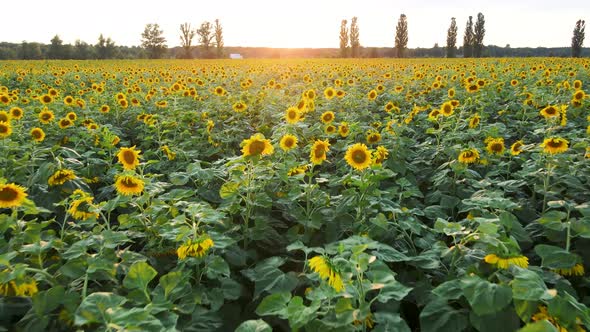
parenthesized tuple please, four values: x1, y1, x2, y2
(9, 107, 23, 120)
(541, 137, 568, 154)
(486, 137, 505, 155)
(241, 133, 274, 157)
(0, 121, 12, 139)
(30, 127, 45, 143)
(68, 196, 98, 221)
(279, 134, 298, 151)
(117, 146, 141, 170)
(114, 174, 145, 196)
(469, 114, 481, 128)
(510, 140, 524, 156)
(310, 139, 330, 165)
(458, 148, 480, 164)
(373, 146, 389, 165)
(0, 182, 28, 209)
(320, 111, 335, 124)
(285, 107, 301, 124)
(48, 169, 76, 186)
(345, 143, 372, 171)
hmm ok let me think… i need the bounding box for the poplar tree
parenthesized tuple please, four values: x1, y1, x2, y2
(463, 16, 474, 58)
(473, 13, 486, 57)
(214, 19, 224, 58)
(350, 17, 360, 58)
(395, 14, 408, 58)
(572, 19, 586, 58)
(446, 17, 457, 58)
(339, 19, 349, 58)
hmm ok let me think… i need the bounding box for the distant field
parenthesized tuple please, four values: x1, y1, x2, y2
(1, 58, 589, 331)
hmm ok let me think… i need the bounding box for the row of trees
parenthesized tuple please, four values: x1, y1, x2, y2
(141, 20, 225, 59)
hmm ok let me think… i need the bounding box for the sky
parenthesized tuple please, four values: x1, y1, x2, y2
(0, 0, 588, 49)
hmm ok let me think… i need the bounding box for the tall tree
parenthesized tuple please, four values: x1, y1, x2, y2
(473, 13, 486, 57)
(19, 41, 42, 60)
(179, 23, 195, 59)
(339, 19, 349, 58)
(141, 23, 167, 59)
(446, 17, 458, 58)
(47, 35, 64, 59)
(463, 16, 474, 58)
(349, 17, 360, 58)
(572, 19, 586, 58)
(214, 19, 224, 59)
(197, 21, 214, 59)
(96, 34, 116, 59)
(395, 14, 409, 58)
(74, 40, 94, 59)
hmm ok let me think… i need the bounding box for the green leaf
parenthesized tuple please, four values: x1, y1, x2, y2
(286, 296, 320, 330)
(206, 256, 230, 279)
(255, 292, 291, 316)
(373, 312, 411, 332)
(123, 261, 157, 295)
(511, 268, 553, 301)
(517, 320, 559, 332)
(159, 271, 182, 299)
(74, 292, 126, 325)
(419, 298, 468, 332)
(432, 280, 463, 300)
(235, 319, 272, 332)
(534, 245, 578, 269)
(461, 276, 512, 316)
(32, 286, 65, 315)
(469, 307, 521, 332)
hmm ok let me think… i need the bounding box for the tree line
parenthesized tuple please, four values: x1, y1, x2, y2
(0, 17, 585, 60)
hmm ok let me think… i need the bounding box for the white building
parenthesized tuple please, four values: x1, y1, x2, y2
(229, 53, 243, 59)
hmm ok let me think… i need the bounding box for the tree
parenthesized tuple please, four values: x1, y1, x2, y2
(473, 12, 485, 57)
(19, 41, 42, 60)
(141, 23, 167, 59)
(73, 40, 94, 59)
(339, 19, 349, 58)
(395, 14, 408, 58)
(349, 17, 360, 58)
(463, 16, 474, 58)
(446, 17, 458, 58)
(179, 23, 195, 59)
(197, 21, 214, 58)
(96, 34, 116, 59)
(47, 35, 64, 59)
(214, 19, 224, 58)
(572, 19, 586, 58)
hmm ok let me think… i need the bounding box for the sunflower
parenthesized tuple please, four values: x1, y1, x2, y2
(428, 109, 441, 121)
(232, 102, 247, 112)
(0, 182, 28, 209)
(553, 263, 585, 277)
(305, 89, 316, 100)
(279, 134, 298, 151)
(68, 195, 98, 221)
(573, 80, 583, 90)
(540, 105, 560, 119)
(366, 131, 381, 144)
(510, 79, 518, 86)
(320, 111, 335, 124)
(373, 146, 389, 165)
(345, 143, 372, 171)
(440, 102, 454, 116)
(484, 254, 529, 269)
(177, 236, 214, 259)
(367, 89, 378, 101)
(0, 94, 10, 104)
(100, 105, 110, 113)
(338, 122, 350, 137)
(241, 133, 274, 157)
(213, 86, 226, 96)
(40, 94, 53, 104)
(58, 118, 73, 129)
(161, 145, 176, 160)
(507, 140, 524, 156)
(336, 90, 346, 98)
(30, 127, 45, 143)
(117, 146, 141, 170)
(0, 111, 9, 122)
(573, 90, 586, 101)
(0, 121, 12, 139)
(485, 137, 505, 155)
(458, 148, 480, 164)
(0, 279, 38, 297)
(9, 107, 23, 120)
(63, 95, 75, 106)
(48, 169, 76, 186)
(39, 109, 55, 124)
(310, 139, 330, 165)
(112, 136, 120, 146)
(323, 87, 336, 100)
(285, 107, 301, 124)
(288, 164, 308, 176)
(324, 124, 336, 135)
(308, 256, 344, 292)
(466, 84, 479, 93)
(114, 174, 145, 196)
(541, 137, 568, 154)
(469, 114, 481, 128)
(66, 112, 77, 122)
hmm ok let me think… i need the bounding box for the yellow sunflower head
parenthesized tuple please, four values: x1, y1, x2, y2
(232, 102, 247, 113)
(510, 140, 524, 156)
(114, 174, 145, 196)
(117, 146, 141, 170)
(541, 137, 568, 154)
(285, 107, 301, 124)
(324, 124, 336, 135)
(366, 131, 381, 144)
(279, 134, 298, 151)
(485, 137, 505, 155)
(0, 121, 12, 139)
(320, 111, 335, 124)
(367, 90, 378, 101)
(48, 169, 76, 186)
(338, 122, 350, 137)
(469, 114, 481, 128)
(458, 148, 480, 164)
(540, 105, 560, 119)
(373, 146, 389, 165)
(9, 107, 23, 120)
(39, 109, 55, 124)
(323, 87, 336, 100)
(440, 102, 454, 116)
(310, 139, 330, 165)
(0, 182, 28, 209)
(241, 133, 274, 157)
(30, 127, 45, 143)
(58, 118, 72, 129)
(345, 143, 372, 171)
(0, 111, 10, 123)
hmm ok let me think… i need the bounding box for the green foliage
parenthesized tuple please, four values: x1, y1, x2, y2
(141, 23, 167, 59)
(447, 17, 458, 58)
(395, 14, 409, 58)
(572, 19, 586, 58)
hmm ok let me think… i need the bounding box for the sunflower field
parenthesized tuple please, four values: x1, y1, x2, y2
(0, 58, 589, 331)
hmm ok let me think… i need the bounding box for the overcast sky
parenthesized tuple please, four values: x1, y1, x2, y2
(1, 0, 587, 48)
